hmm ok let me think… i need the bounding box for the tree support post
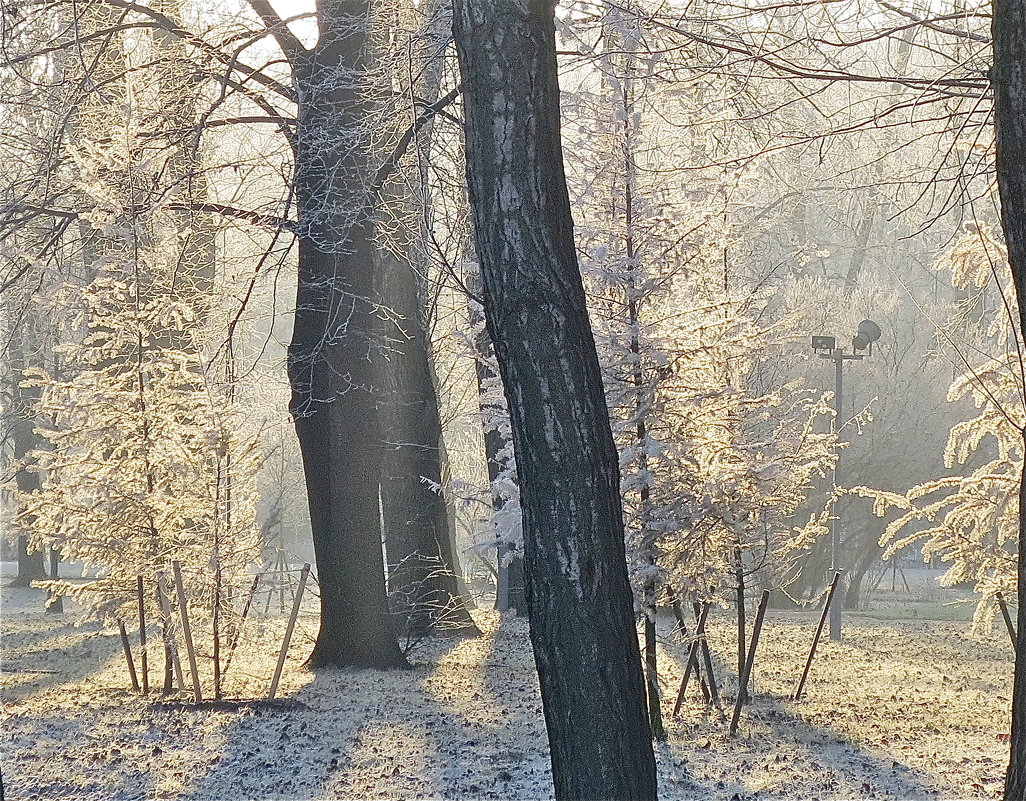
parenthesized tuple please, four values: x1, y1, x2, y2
(117, 620, 140, 692)
(171, 562, 202, 702)
(998, 591, 1018, 655)
(269, 564, 310, 700)
(673, 602, 711, 715)
(794, 572, 840, 702)
(137, 576, 149, 694)
(729, 590, 770, 736)
(155, 571, 185, 693)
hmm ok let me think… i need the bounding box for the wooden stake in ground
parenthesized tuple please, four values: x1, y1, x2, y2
(155, 570, 185, 694)
(137, 576, 148, 694)
(694, 601, 725, 722)
(268, 563, 310, 700)
(212, 562, 222, 700)
(673, 601, 711, 715)
(729, 589, 770, 737)
(793, 572, 840, 702)
(666, 587, 709, 701)
(998, 592, 1018, 655)
(171, 561, 202, 703)
(223, 573, 261, 679)
(117, 620, 140, 692)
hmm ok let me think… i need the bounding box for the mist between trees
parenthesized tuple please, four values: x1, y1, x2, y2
(3, 0, 1026, 799)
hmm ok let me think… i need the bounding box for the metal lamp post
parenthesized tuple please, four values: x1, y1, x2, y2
(811, 319, 881, 642)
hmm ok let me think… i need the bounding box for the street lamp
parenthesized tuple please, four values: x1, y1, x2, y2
(811, 319, 881, 642)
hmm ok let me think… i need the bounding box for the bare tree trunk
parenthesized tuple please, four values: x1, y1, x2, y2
(376, 243, 477, 635)
(453, 2, 657, 798)
(735, 546, 748, 704)
(289, 1, 406, 669)
(992, 3, 1026, 797)
(7, 331, 46, 587)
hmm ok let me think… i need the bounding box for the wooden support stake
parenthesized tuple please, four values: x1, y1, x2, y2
(729, 589, 770, 737)
(117, 620, 140, 692)
(171, 561, 202, 703)
(694, 602, 725, 721)
(793, 572, 840, 702)
(673, 601, 711, 715)
(137, 576, 148, 694)
(268, 563, 310, 700)
(667, 587, 710, 701)
(155, 571, 186, 694)
(277, 549, 288, 614)
(998, 592, 1018, 655)
(223, 573, 261, 679)
(212, 562, 222, 701)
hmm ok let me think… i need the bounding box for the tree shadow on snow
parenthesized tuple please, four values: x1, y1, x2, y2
(662, 616, 962, 801)
(177, 622, 536, 800)
(1, 616, 123, 703)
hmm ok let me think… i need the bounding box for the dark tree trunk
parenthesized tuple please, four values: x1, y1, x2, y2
(453, 2, 657, 799)
(376, 245, 477, 635)
(7, 332, 46, 588)
(843, 538, 881, 611)
(735, 547, 749, 704)
(14, 535, 46, 587)
(288, 1, 406, 669)
(992, 3, 1026, 797)
(374, 0, 477, 636)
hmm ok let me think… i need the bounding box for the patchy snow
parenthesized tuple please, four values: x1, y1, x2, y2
(1, 573, 1013, 800)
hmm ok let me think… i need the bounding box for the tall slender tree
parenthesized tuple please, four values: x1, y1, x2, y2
(992, 2, 1026, 797)
(452, 1, 657, 798)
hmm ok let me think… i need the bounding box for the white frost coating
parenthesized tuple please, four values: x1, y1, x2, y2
(0, 597, 1004, 800)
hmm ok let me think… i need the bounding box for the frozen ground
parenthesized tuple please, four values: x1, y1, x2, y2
(0, 565, 1014, 800)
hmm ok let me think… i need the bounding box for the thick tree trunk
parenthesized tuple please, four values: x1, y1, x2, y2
(377, 245, 477, 635)
(14, 536, 46, 587)
(453, 2, 658, 799)
(288, 1, 406, 669)
(843, 537, 881, 611)
(992, 3, 1026, 797)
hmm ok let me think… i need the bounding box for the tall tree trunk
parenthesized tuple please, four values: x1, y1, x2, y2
(289, 1, 406, 669)
(992, 3, 1026, 797)
(453, 2, 657, 798)
(375, 0, 477, 636)
(8, 330, 46, 587)
(376, 244, 477, 635)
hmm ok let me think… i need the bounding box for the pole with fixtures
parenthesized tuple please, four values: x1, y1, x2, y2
(811, 319, 881, 642)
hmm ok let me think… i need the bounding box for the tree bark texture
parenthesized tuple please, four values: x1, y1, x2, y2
(992, 3, 1026, 797)
(453, 2, 658, 799)
(374, 0, 477, 635)
(288, 0, 406, 669)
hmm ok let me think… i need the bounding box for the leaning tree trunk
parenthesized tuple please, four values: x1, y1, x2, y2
(288, 1, 406, 669)
(453, 2, 658, 799)
(992, 2, 1026, 798)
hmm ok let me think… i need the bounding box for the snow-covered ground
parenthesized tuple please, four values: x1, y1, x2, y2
(1, 569, 1013, 800)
